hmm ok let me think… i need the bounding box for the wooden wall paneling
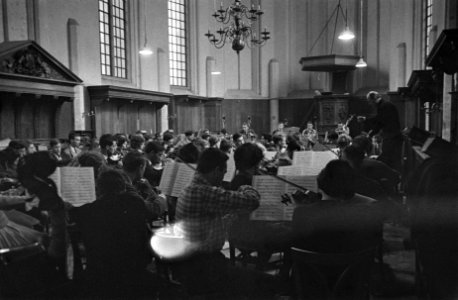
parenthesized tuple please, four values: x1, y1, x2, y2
(118, 103, 138, 135)
(0, 94, 15, 138)
(221, 99, 270, 135)
(279, 98, 317, 131)
(34, 98, 56, 139)
(55, 101, 73, 139)
(95, 101, 117, 135)
(138, 103, 157, 134)
(15, 98, 35, 139)
(176, 101, 202, 133)
(204, 100, 222, 132)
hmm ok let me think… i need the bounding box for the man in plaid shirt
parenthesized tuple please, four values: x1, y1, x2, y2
(174, 148, 279, 298)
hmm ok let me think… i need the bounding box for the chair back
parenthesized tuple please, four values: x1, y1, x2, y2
(291, 247, 376, 300)
(0, 242, 49, 297)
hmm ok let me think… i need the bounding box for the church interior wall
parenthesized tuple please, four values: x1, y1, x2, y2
(0, 0, 454, 137)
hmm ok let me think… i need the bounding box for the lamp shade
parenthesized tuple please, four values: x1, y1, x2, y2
(338, 26, 355, 40)
(355, 57, 367, 68)
(139, 47, 153, 56)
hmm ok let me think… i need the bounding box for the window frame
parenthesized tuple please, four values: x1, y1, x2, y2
(168, 0, 190, 88)
(423, 0, 433, 64)
(98, 0, 129, 80)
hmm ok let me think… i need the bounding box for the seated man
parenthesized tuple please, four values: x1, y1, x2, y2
(228, 143, 294, 271)
(73, 169, 157, 297)
(173, 148, 280, 298)
(122, 152, 167, 222)
(293, 159, 383, 253)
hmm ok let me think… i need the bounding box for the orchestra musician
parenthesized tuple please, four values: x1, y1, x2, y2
(301, 121, 318, 150)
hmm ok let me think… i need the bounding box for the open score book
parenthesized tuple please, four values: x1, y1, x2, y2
(49, 167, 96, 207)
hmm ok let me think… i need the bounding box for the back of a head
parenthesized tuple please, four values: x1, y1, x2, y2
(0, 147, 20, 167)
(163, 132, 174, 143)
(8, 140, 26, 151)
(337, 134, 352, 149)
(232, 133, 242, 142)
(342, 145, 365, 166)
(178, 143, 201, 164)
(78, 151, 106, 178)
(219, 138, 232, 153)
(18, 151, 57, 181)
(130, 134, 145, 150)
(49, 139, 61, 148)
(234, 143, 263, 171)
(317, 160, 356, 200)
(272, 134, 283, 145)
(114, 134, 128, 148)
(144, 141, 164, 154)
(122, 151, 147, 173)
(97, 169, 127, 198)
(197, 148, 228, 174)
(99, 134, 115, 149)
(352, 135, 372, 155)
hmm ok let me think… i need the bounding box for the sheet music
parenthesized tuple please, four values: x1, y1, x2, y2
(224, 153, 236, 182)
(158, 161, 178, 196)
(264, 151, 277, 161)
(60, 167, 96, 207)
(171, 163, 196, 197)
(291, 151, 336, 175)
(251, 175, 292, 221)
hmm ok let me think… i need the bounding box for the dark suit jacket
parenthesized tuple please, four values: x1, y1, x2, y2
(292, 195, 383, 253)
(74, 191, 149, 290)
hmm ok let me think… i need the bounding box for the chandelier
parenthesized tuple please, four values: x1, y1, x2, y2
(204, 0, 270, 54)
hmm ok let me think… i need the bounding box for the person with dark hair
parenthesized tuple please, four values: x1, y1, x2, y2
(129, 134, 145, 153)
(293, 159, 383, 253)
(17, 152, 67, 275)
(144, 141, 165, 188)
(177, 142, 201, 164)
(25, 140, 37, 155)
(219, 138, 232, 155)
(351, 135, 401, 196)
(62, 131, 81, 161)
(173, 148, 278, 298)
(7, 140, 27, 158)
(286, 134, 302, 159)
(0, 148, 21, 179)
(114, 134, 129, 156)
(77, 151, 106, 179)
(232, 132, 244, 148)
(342, 145, 399, 218)
(49, 138, 66, 166)
(99, 134, 121, 167)
(162, 131, 175, 155)
(122, 152, 167, 222)
(73, 169, 157, 297)
(229, 143, 294, 275)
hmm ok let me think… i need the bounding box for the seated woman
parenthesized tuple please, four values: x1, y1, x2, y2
(228, 143, 294, 272)
(293, 159, 383, 253)
(17, 152, 66, 267)
(73, 169, 156, 297)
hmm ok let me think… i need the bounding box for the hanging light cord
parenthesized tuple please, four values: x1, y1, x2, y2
(306, 3, 340, 56)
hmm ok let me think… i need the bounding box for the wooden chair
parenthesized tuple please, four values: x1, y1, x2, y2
(0, 242, 48, 297)
(291, 247, 376, 300)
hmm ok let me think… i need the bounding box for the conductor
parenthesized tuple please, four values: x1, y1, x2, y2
(359, 91, 403, 172)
